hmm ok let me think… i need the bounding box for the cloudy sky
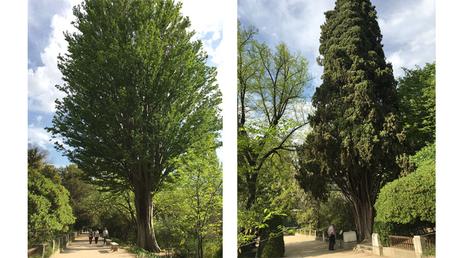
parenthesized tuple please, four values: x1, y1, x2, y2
(29, 0, 435, 167)
(28, 0, 226, 167)
(239, 0, 435, 93)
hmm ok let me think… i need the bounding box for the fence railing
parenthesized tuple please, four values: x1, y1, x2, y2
(389, 235, 414, 250)
(297, 227, 316, 237)
(373, 232, 436, 257)
(421, 232, 435, 257)
(28, 231, 78, 258)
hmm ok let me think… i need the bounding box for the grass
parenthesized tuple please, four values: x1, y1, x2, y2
(128, 246, 162, 258)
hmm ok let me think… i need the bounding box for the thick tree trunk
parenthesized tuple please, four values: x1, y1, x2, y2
(134, 182, 161, 252)
(351, 197, 374, 242)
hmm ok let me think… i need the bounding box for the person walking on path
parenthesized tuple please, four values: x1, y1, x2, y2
(327, 224, 336, 251)
(103, 227, 109, 245)
(94, 230, 100, 244)
(88, 229, 93, 244)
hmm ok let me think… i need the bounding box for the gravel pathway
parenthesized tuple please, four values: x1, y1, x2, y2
(284, 234, 381, 258)
(50, 236, 135, 258)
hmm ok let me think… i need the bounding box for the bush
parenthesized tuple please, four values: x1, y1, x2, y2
(375, 144, 435, 225)
(286, 228, 296, 235)
(374, 144, 435, 246)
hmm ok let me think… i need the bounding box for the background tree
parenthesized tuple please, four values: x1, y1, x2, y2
(28, 147, 75, 245)
(238, 151, 312, 257)
(238, 23, 310, 256)
(398, 63, 435, 154)
(60, 165, 137, 239)
(49, 0, 221, 251)
(154, 136, 223, 258)
(296, 0, 403, 241)
(238, 23, 311, 211)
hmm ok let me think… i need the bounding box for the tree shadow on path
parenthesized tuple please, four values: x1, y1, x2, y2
(284, 234, 379, 258)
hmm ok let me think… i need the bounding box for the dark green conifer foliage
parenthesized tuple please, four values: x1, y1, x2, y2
(48, 0, 221, 251)
(297, 0, 403, 241)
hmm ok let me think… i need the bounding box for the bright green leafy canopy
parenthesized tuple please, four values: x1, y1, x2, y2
(28, 148, 75, 245)
(48, 0, 221, 193)
(154, 136, 222, 257)
(398, 63, 436, 154)
(48, 0, 221, 251)
(238, 23, 310, 210)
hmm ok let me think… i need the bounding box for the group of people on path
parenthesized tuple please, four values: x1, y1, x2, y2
(88, 227, 109, 245)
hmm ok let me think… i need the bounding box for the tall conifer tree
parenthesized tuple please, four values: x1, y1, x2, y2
(296, 0, 403, 241)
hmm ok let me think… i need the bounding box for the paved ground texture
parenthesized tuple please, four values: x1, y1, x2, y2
(284, 234, 381, 258)
(50, 236, 135, 258)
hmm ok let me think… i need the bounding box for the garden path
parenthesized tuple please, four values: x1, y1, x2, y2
(284, 234, 380, 258)
(50, 236, 135, 258)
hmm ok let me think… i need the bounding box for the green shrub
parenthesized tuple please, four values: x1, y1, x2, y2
(375, 144, 435, 225)
(286, 228, 296, 235)
(374, 144, 435, 246)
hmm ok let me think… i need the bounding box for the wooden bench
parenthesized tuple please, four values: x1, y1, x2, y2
(110, 242, 119, 251)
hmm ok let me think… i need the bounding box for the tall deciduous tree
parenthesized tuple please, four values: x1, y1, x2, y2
(49, 0, 221, 251)
(238, 23, 310, 210)
(238, 23, 310, 256)
(296, 0, 403, 241)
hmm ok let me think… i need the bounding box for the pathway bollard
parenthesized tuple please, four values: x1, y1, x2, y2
(372, 233, 383, 256)
(41, 243, 47, 258)
(413, 235, 423, 258)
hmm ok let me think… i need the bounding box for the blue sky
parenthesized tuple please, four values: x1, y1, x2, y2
(28, 0, 225, 167)
(29, 0, 435, 167)
(239, 0, 435, 91)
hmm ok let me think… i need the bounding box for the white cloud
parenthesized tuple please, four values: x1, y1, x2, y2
(379, 0, 435, 77)
(239, 0, 435, 82)
(239, 0, 335, 87)
(28, 126, 52, 149)
(29, 0, 225, 114)
(28, 0, 80, 113)
(181, 0, 225, 89)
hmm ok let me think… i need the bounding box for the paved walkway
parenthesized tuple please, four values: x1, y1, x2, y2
(51, 236, 135, 258)
(284, 234, 380, 258)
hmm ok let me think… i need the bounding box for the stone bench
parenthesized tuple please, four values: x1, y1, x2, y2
(105, 239, 112, 245)
(110, 242, 119, 251)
